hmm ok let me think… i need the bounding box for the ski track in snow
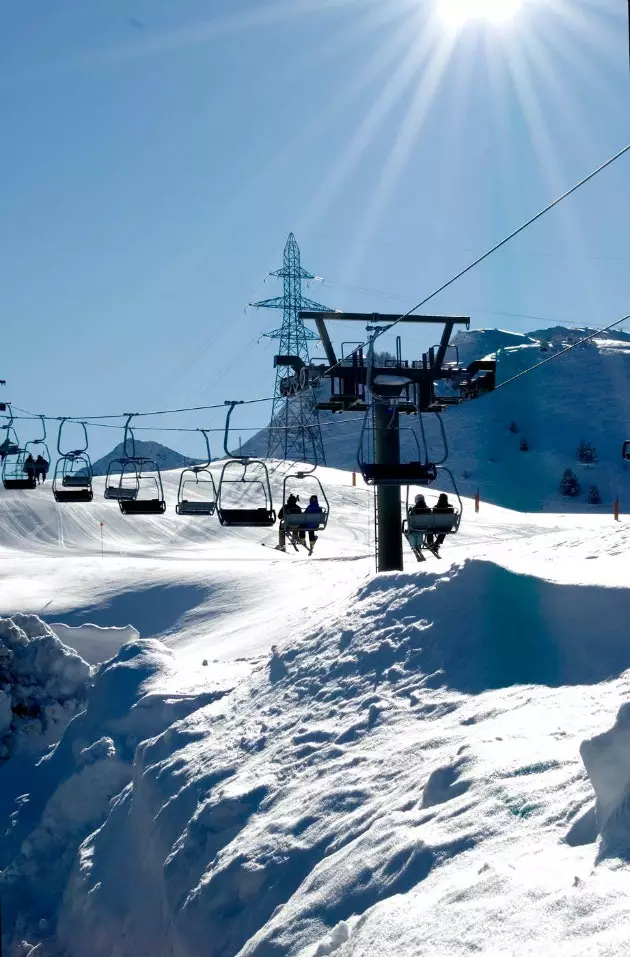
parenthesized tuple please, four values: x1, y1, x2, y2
(0, 452, 628, 956)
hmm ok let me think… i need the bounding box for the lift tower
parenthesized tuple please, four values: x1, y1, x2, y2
(252, 234, 331, 464)
(300, 310, 497, 572)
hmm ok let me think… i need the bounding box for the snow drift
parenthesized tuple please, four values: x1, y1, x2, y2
(2, 560, 623, 956)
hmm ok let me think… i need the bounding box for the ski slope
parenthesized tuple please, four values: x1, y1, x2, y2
(0, 462, 629, 956)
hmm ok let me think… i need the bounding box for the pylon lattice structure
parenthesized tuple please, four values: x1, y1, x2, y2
(252, 233, 331, 464)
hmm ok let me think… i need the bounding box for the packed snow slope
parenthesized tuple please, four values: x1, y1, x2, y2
(244, 327, 630, 512)
(0, 462, 629, 955)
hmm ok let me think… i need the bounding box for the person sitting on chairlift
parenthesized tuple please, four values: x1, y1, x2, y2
(23, 454, 36, 484)
(35, 454, 49, 485)
(432, 493, 455, 550)
(277, 493, 301, 551)
(303, 494, 321, 550)
(408, 494, 432, 552)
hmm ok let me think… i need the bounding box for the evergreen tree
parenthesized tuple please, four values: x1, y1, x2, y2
(508, 421, 519, 434)
(520, 438, 529, 452)
(587, 485, 602, 505)
(560, 468, 581, 497)
(577, 440, 597, 464)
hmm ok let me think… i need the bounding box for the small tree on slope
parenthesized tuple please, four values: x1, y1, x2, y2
(577, 440, 597, 464)
(588, 485, 602, 505)
(560, 468, 581, 497)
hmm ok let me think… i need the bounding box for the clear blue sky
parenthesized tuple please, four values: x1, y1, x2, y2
(1, 0, 628, 458)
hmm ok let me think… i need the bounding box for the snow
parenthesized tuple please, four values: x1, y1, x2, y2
(0, 434, 628, 954)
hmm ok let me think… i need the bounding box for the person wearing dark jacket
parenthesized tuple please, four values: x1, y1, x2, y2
(277, 493, 301, 551)
(432, 493, 455, 549)
(302, 494, 322, 550)
(23, 454, 36, 485)
(35, 454, 49, 484)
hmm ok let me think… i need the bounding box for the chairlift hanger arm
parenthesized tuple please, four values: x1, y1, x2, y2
(223, 401, 245, 459)
(301, 311, 470, 326)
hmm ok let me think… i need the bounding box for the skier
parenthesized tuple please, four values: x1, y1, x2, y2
(35, 454, 49, 484)
(23, 453, 36, 486)
(277, 493, 301, 552)
(407, 494, 432, 559)
(431, 493, 455, 552)
(302, 494, 322, 553)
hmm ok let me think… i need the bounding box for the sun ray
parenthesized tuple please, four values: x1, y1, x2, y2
(338, 22, 462, 291)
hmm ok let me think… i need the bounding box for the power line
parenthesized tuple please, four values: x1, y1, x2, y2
(313, 143, 630, 383)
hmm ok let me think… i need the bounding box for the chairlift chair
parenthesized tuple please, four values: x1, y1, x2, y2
(176, 430, 217, 517)
(215, 402, 276, 528)
(623, 441, 630, 461)
(281, 465, 329, 535)
(118, 459, 166, 515)
(52, 420, 94, 503)
(357, 403, 447, 487)
(402, 468, 462, 561)
(104, 459, 139, 501)
(3, 449, 37, 490)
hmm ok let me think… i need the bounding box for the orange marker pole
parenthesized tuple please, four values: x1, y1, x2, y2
(475, 490, 480, 514)
(614, 498, 620, 522)
(352, 471, 356, 487)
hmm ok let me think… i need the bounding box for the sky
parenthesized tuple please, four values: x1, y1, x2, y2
(1, 0, 629, 459)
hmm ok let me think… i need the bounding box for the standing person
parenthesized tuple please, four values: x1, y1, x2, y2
(432, 493, 455, 550)
(23, 453, 36, 486)
(276, 493, 301, 551)
(35, 454, 49, 484)
(303, 494, 322, 552)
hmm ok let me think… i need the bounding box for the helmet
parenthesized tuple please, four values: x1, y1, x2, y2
(309, 495, 318, 503)
(415, 494, 426, 506)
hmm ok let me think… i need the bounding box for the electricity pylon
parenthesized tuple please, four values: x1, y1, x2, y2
(252, 233, 331, 463)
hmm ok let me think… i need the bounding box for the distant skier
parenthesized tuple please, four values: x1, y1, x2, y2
(431, 493, 455, 551)
(277, 493, 301, 552)
(303, 494, 322, 552)
(23, 453, 36, 486)
(35, 454, 49, 484)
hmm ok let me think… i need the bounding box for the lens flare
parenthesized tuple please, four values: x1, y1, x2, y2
(437, 0, 524, 27)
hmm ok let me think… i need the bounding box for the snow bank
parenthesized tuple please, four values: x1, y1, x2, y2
(0, 638, 228, 950)
(50, 622, 140, 665)
(40, 561, 629, 957)
(581, 703, 630, 859)
(0, 614, 91, 762)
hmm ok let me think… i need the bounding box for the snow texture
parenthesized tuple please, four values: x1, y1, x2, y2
(0, 614, 90, 763)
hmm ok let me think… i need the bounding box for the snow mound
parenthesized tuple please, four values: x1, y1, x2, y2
(581, 704, 630, 860)
(43, 561, 628, 956)
(0, 638, 228, 949)
(0, 614, 91, 762)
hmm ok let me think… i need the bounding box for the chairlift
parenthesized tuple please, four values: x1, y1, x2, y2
(216, 401, 276, 528)
(623, 440, 630, 461)
(281, 463, 330, 543)
(52, 419, 94, 503)
(357, 403, 447, 487)
(1, 406, 36, 490)
(176, 430, 217, 516)
(114, 416, 166, 515)
(402, 469, 462, 562)
(24, 416, 51, 481)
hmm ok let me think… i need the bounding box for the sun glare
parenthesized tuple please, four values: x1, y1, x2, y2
(437, 0, 524, 27)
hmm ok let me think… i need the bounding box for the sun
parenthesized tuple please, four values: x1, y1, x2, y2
(437, 0, 524, 27)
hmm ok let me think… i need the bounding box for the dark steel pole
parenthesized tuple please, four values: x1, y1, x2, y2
(374, 403, 403, 572)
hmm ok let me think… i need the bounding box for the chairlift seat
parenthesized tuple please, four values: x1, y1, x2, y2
(408, 511, 458, 534)
(105, 486, 138, 501)
(361, 463, 438, 486)
(62, 474, 91, 488)
(284, 510, 326, 530)
(218, 507, 276, 528)
(119, 498, 166, 515)
(54, 488, 93, 503)
(176, 500, 216, 516)
(3, 477, 37, 490)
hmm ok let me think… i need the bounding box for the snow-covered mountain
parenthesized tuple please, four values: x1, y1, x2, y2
(89, 440, 202, 476)
(244, 327, 630, 513)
